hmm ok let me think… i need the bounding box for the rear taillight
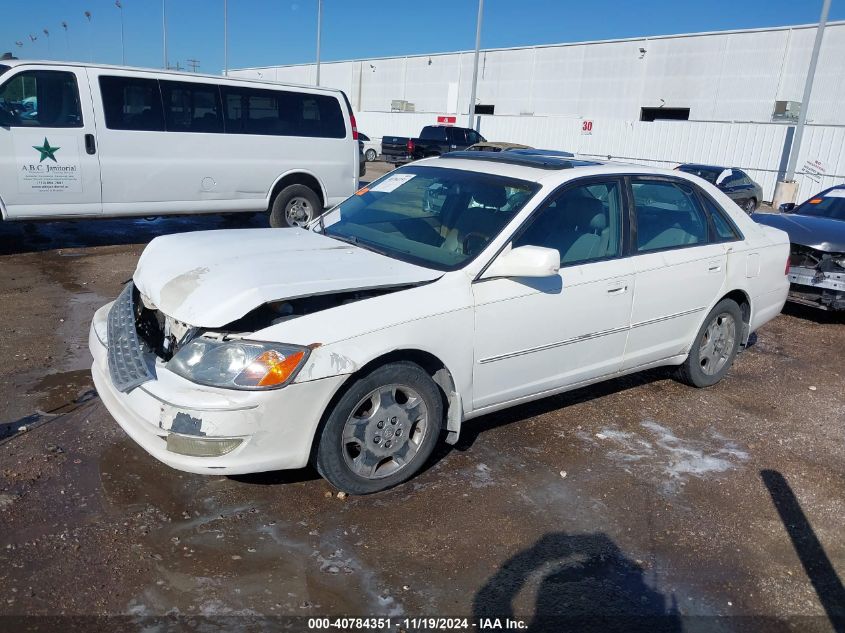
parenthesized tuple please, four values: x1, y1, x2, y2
(785, 255, 791, 275)
(350, 113, 358, 140)
(407, 139, 415, 154)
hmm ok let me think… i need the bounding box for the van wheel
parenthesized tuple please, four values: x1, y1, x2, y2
(269, 184, 322, 228)
(676, 299, 742, 388)
(315, 362, 443, 495)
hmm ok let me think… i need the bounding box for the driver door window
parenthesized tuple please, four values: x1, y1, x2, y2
(0, 70, 82, 128)
(514, 180, 623, 265)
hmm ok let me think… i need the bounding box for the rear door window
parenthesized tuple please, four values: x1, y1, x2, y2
(0, 70, 82, 127)
(99, 76, 165, 131)
(699, 193, 741, 242)
(159, 80, 223, 133)
(221, 86, 344, 138)
(632, 179, 710, 252)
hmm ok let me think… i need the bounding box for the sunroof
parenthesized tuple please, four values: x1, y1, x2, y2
(438, 151, 599, 170)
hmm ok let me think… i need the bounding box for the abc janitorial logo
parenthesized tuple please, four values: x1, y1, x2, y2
(16, 134, 82, 193)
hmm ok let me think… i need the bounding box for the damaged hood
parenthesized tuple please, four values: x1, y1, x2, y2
(753, 212, 845, 252)
(133, 228, 442, 327)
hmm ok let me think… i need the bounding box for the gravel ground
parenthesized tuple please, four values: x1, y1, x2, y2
(0, 163, 843, 632)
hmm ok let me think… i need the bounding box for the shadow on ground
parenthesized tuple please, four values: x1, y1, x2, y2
(0, 213, 266, 256)
(473, 531, 681, 633)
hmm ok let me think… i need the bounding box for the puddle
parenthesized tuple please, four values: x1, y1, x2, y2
(97, 440, 405, 616)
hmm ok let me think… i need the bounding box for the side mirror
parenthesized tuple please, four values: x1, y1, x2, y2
(483, 245, 560, 279)
(779, 202, 796, 213)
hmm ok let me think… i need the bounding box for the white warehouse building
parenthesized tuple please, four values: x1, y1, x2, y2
(231, 21, 845, 201)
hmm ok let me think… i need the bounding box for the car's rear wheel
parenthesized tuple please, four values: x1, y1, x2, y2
(676, 299, 743, 388)
(269, 184, 322, 228)
(365, 149, 377, 162)
(743, 198, 757, 214)
(315, 362, 443, 494)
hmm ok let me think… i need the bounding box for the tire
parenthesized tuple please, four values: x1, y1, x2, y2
(315, 362, 443, 494)
(742, 198, 757, 214)
(365, 148, 377, 162)
(269, 184, 321, 228)
(676, 299, 743, 388)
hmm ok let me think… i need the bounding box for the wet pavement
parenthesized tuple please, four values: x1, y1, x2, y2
(0, 163, 843, 631)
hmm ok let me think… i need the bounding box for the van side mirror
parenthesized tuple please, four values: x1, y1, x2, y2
(779, 202, 796, 213)
(482, 245, 560, 279)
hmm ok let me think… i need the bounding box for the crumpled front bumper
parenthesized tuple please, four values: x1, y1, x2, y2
(89, 303, 346, 475)
(787, 265, 845, 310)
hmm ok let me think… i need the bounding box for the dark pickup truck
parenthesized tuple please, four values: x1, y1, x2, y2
(382, 125, 485, 165)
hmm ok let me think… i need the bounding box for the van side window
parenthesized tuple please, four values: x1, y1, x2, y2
(0, 70, 82, 128)
(220, 86, 344, 138)
(99, 76, 165, 132)
(633, 179, 710, 252)
(160, 80, 223, 133)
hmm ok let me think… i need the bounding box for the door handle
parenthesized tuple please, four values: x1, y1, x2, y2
(606, 284, 628, 295)
(84, 134, 96, 155)
(707, 262, 722, 273)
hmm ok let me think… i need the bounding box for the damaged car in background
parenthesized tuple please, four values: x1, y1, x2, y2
(754, 185, 845, 311)
(90, 152, 790, 495)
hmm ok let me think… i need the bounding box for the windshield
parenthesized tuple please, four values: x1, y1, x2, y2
(319, 166, 540, 271)
(677, 166, 719, 184)
(795, 190, 845, 221)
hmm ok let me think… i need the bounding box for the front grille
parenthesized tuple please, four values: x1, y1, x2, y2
(107, 282, 155, 393)
(790, 243, 845, 272)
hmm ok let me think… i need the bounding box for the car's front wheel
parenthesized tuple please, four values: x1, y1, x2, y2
(315, 362, 443, 494)
(743, 198, 757, 214)
(676, 298, 743, 388)
(365, 148, 377, 162)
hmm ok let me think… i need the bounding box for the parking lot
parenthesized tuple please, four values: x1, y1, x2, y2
(0, 161, 842, 630)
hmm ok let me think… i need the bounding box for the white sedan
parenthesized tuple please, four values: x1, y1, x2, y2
(89, 153, 790, 494)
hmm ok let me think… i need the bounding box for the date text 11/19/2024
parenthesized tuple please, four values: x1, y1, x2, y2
(307, 617, 527, 630)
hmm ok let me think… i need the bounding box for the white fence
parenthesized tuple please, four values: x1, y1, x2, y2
(356, 111, 845, 203)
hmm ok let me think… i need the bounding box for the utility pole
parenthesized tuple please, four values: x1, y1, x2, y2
(315, 0, 322, 85)
(785, 0, 831, 181)
(774, 0, 831, 206)
(115, 0, 125, 65)
(467, 0, 484, 128)
(162, 0, 168, 69)
(61, 22, 69, 58)
(223, 0, 228, 75)
(187, 58, 200, 73)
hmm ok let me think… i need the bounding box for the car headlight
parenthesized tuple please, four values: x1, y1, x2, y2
(168, 338, 309, 390)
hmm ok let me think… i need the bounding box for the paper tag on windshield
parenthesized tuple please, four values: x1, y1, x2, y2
(824, 189, 845, 198)
(369, 173, 416, 193)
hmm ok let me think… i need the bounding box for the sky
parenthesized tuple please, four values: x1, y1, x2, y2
(2, 0, 842, 74)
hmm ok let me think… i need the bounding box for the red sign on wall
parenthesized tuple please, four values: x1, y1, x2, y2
(437, 115, 457, 125)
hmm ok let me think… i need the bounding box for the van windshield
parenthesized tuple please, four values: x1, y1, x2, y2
(319, 165, 540, 271)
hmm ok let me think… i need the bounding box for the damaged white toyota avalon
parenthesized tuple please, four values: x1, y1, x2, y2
(89, 152, 790, 494)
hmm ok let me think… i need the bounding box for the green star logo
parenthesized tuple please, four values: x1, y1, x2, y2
(32, 137, 60, 163)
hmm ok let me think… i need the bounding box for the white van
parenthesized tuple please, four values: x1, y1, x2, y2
(0, 61, 359, 227)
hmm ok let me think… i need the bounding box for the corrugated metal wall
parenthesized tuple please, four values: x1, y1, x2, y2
(355, 111, 845, 202)
(231, 22, 845, 124)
